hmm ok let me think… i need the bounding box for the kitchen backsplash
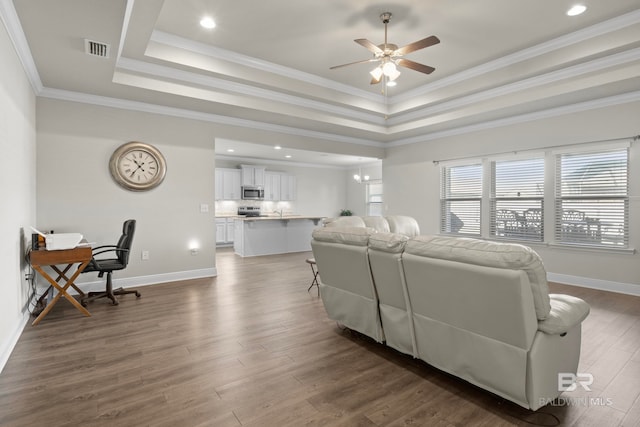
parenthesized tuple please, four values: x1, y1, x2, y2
(215, 200, 295, 216)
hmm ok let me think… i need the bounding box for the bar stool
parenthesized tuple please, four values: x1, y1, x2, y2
(305, 258, 319, 295)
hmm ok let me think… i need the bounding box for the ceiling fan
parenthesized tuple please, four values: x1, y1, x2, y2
(330, 12, 440, 85)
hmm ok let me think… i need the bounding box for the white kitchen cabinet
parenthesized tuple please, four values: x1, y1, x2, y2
(225, 218, 235, 242)
(215, 168, 241, 200)
(263, 171, 281, 201)
(215, 218, 227, 244)
(280, 173, 297, 201)
(241, 165, 265, 187)
(216, 217, 236, 245)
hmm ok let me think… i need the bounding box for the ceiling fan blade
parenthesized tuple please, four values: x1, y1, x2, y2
(396, 58, 435, 74)
(354, 39, 383, 55)
(394, 35, 440, 56)
(370, 75, 382, 85)
(330, 58, 379, 70)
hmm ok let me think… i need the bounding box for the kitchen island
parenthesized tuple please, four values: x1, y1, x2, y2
(233, 216, 325, 257)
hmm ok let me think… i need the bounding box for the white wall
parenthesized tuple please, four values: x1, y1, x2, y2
(384, 101, 640, 291)
(36, 99, 217, 285)
(0, 18, 36, 370)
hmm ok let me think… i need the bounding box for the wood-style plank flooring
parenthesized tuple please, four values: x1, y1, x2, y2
(0, 248, 639, 426)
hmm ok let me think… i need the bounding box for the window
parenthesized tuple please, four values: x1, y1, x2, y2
(366, 181, 383, 216)
(440, 164, 482, 235)
(555, 148, 628, 247)
(491, 157, 544, 241)
(437, 141, 631, 251)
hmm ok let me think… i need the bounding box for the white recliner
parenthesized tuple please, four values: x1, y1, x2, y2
(310, 227, 384, 343)
(400, 235, 589, 410)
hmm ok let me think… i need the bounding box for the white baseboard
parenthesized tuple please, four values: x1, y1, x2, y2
(547, 272, 640, 296)
(0, 267, 217, 374)
(76, 267, 217, 293)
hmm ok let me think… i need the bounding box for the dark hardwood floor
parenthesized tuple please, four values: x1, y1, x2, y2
(1, 248, 639, 426)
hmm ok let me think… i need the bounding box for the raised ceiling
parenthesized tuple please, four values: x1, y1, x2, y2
(7, 0, 640, 164)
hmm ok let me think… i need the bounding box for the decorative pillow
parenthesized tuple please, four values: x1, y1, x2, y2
(405, 235, 551, 320)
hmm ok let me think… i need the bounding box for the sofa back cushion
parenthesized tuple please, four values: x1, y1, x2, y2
(404, 235, 551, 320)
(386, 216, 421, 237)
(311, 226, 373, 246)
(362, 216, 391, 232)
(323, 216, 366, 228)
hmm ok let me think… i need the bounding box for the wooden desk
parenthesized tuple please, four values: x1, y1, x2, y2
(30, 245, 92, 326)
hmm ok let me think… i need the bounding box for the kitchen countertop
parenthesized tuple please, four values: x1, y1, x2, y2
(238, 215, 325, 221)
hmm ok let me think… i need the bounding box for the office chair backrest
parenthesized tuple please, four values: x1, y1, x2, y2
(117, 219, 136, 266)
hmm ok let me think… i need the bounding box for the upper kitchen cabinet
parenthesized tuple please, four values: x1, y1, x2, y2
(241, 165, 266, 187)
(280, 173, 297, 201)
(264, 171, 281, 201)
(215, 168, 242, 200)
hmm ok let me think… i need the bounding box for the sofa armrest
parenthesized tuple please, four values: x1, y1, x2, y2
(537, 294, 590, 335)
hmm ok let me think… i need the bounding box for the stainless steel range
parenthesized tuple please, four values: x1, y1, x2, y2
(238, 206, 261, 217)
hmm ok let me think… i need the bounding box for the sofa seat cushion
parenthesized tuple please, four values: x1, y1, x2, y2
(405, 236, 551, 320)
(538, 294, 590, 334)
(368, 232, 410, 253)
(312, 227, 376, 246)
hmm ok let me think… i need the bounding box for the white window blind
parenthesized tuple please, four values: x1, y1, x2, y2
(555, 148, 628, 247)
(440, 164, 482, 235)
(366, 181, 383, 216)
(491, 157, 545, 241)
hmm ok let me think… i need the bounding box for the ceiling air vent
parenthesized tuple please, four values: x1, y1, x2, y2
(84, 39, 110, 58)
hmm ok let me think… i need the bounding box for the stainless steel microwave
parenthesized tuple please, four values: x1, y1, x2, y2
(241, 185, 264, 200)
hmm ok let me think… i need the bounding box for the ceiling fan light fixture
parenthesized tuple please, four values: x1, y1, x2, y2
(370, 66, 383, 80)
(382, 61, 396, 76)
(387, 67, 401, 81)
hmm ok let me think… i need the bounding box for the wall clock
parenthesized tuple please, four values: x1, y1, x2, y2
(109, 141, 167, 191)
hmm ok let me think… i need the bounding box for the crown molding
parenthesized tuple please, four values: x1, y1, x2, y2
(388, 47, 640, 126)
(116, 57, 386, 125)
(0, 0, 42, 93)
(388, 90, 640, 147)
(37, 87, 385, 148)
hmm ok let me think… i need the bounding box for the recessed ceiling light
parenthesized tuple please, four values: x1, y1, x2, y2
(386, 80, 397, 87)
(274, 145, 282, 150)
(200, 16, 216, 29)
(285, 155, 292, 158)
(567, 5, 586, 16)
(226, 148, 234, 153)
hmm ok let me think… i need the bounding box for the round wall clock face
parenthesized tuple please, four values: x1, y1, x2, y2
(109, 141, 167, 191)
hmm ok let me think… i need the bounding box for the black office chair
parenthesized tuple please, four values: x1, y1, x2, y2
(81, 219, 140, 306)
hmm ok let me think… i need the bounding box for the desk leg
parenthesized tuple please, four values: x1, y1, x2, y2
(51, 265, 86, 297)
(32, 261, 91, 326)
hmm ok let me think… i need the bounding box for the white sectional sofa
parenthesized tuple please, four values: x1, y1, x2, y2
(310, 221, 590, 411)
